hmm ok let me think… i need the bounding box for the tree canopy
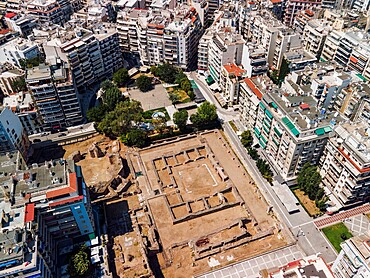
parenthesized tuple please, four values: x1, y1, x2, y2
(173, 110, 188, 131)
(297, 163, 327, 211)
(136, 75, 153, 92)
(152, 63, 178, 84)
(68, 245, 90, 277)
(190, 101, 218, 128)
(113, 68, 129, 87)
(102, 86, 123, 110)
(240, 130, 253, 148)
(122, 128, 148, 147)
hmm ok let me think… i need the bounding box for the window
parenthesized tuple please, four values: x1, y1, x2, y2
(79, 215, 84, 219)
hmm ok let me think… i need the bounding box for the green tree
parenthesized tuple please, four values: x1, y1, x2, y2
(188, 90, 195, 100)
(122, 128, 148, 147)
(190, 101, 218, 128)
(86, 105, 107, 122)
(256, 159, 273, 182)
(153, 116, 167, 134)
(297, 163, 323, 201)
(156, 63, 178, 83)
(247, 147, 259, 160)
(68, 245, 90, 277)
(11, 78, 27, 92)
(173, 110, 188, 131)
(180, 79, 191, 92)
(100, 80, 115, 92)
(278, 57, 290, 85)
(113, 68, 129, 87)
(97, 100, 143, 137)
(169, 92, 181, 104)
(102, 86, 123, 110)
(136, 75, 153, 92)
(19, 56, 42, 69)
(240, 130, 253, 148)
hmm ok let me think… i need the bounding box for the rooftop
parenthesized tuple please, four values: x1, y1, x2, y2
(223, 63, 245, 77)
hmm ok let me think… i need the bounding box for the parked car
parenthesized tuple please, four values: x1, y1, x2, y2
(33, 139, 41, 143)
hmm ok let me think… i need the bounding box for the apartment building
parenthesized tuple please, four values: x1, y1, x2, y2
(27, 0, 65, 25)
(321, 29, 370, 81)
(191, 0, 209, 26)
(116, 9, 149, 54)
(4, 14, 37, 38)
(293, 9, 316, 33)
(207, 29, 244, 84)
(239, 77, 268, 130)
(0, 38, 40, 68)
(218, 63, 245, 106)
(0, 107, 30, 160)
(0, 68, 24, 95)
(241, 43, 268, 78)
(332, 233, 370, 278)
(26, 59, 83, 130)
(302, 19, 330, 60)
(198, 29, 213, 71)
(43, 24, 123, 90)
(3, 91, 43, 135)
(136, 6, 203, 70)
(287, 62, 351, 111)
(272, 29, 301, 70)
(0, 158, 95, 277)
(283, 0, 321, 27)
(284, 49, 316, 72)
(320, 122, 370, 207)
(334, 82, 370, 121)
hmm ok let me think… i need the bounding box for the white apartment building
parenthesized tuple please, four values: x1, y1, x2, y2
(219, 63, 245, 106)
(320, 122, 370, 207)
(332, 233, 370, 278)
(0, 107, 30, 160)
(4, 14, 37, 38)
(0, 38, 40, 68)
(27, 0, 65, 25)
(3, 91, 43, 135)
(272, 29, 301, 70)
(321, 29, 370, 81)
(198, 29, 213, 71)
(43, 25, 123, 91)
(283, 0, 321, 27)
(284, 50, 316, 73)
(26, 59, 83, 130)
(136, 6, 203, 70)
(302, 19, 330, 60)
(241, 43, 268, 78)
(207, 29, 244, 84)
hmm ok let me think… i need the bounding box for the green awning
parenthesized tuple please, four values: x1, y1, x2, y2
(320, 57, 326, 62)
(271, 102, 278, 109)
(324, 126, 332, 133)
(259, 139, 266, 149)
(274, 127, 282, 137)
(254, 127, 261, 135)
(206, 75, 215, 85)
(190, 80, 198, 89)
(356, 73, 367, 81)
(315, 128, 325, 136)
(291, 128, 300, 137)
(259, 102, 266, 110)
(265, 110, 273, 119)
(263, 119, 271, 128)
(263, 125, 270, 134)
(282, 117, 300, 137)
(261, 135, 267, 144)
(272, 137, 279, 146)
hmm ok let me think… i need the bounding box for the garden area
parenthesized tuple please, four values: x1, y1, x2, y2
(292, 187, 322, 217)
(86, 66, 219, 148)
(322, 223, 353, 253)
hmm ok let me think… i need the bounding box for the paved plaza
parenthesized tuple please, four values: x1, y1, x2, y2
(128, 84, 172, 111)
(196, 245, 303, 278)
(344, 214, 370, 236)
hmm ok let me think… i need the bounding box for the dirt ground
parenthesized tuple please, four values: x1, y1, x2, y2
(294, 189, 321, 216)
(130, 131, 286, 277)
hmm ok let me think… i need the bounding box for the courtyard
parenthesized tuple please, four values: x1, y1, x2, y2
(127, 84, 172, 111)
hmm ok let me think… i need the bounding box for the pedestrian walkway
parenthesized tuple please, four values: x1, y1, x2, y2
(195, 245, 303, 278)
(344, 214, 370, 236)
(314, 203, 370, 228)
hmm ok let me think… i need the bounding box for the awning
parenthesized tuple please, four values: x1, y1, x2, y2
(259, 102, 266, 110)
(254, 127, 261, 135)
(356, 73, 367, 81)
(315, 128, 325, 136)
(270, 102, 278, 109)
(274, 127, 282, 137)
(206, 75, 215, 85)
(209, 83, 221, 91)
(324, 126, 332, 133)
(265, 110, 273, 119)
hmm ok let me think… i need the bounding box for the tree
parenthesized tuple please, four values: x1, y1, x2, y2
(297, 163, 323, 201)
(100, 80, 115, 92)
(153, 116, 167, 134)
(155, 63, 178, 83)
(122, 128, 148, 147)
(86, 105, 107, 122)
(173, 110, 188, 131)
(19, 56, 42, 69)
(190, 101, 218, 128)
(136, 75, 152, 92)
(240, 130, 253, 148)
(169, 93, 180, 104)
(180, 79, 191, 92)
(278, 57, 290, 85)
(256, 159, 273, 182)
(188, 90, 195, 100)
(102, 86, 123, 110)
(97, 100, 143, 137)
(68, 245, 90, 277)
(113, 68, 129, 87)
(247, 147, 259, 160)
(11, 78, 27, 92)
